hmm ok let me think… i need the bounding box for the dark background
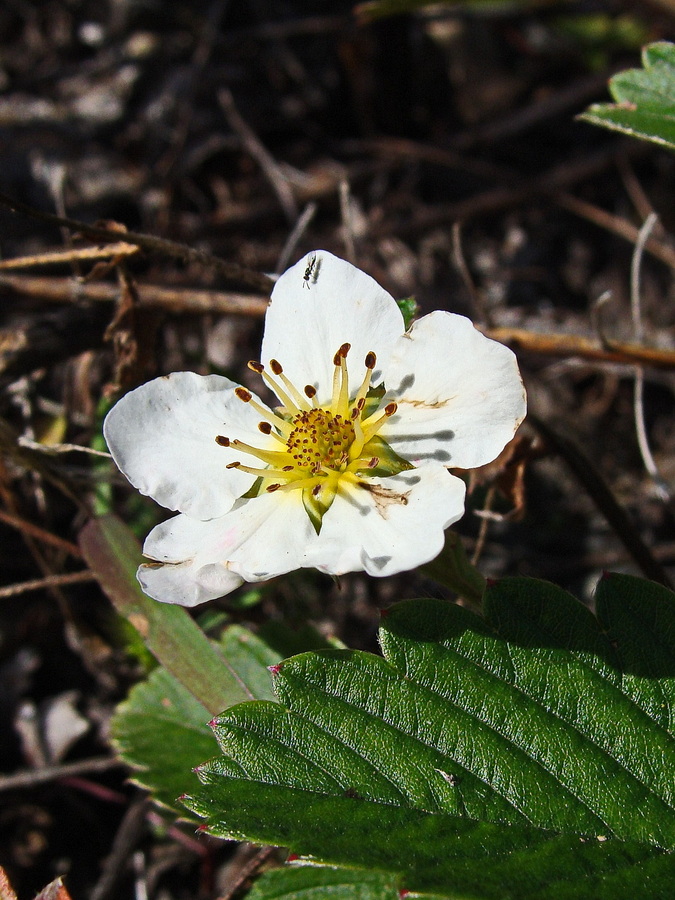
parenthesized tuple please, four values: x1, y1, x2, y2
(1, 1, 674, 897)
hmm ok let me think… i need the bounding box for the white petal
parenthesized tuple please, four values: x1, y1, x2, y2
(380, 312, 526, 469)
(139, 557, 244, 607)
(261, 251, 404, 404)
(308, 463, 466, 578)
(103, 372, 278, 519)
(140, 493, 316, 604)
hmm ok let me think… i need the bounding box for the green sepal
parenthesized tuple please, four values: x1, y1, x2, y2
(361, 386, 386, 419)
(241, 477, 264, 499)
(302, 480, 338, 536)
(396, 295, 419, 329)
(357, 435, 415, 478)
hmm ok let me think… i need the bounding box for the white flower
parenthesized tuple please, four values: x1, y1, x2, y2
(103, 251, 526, 607)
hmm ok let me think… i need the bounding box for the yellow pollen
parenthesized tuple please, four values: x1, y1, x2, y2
(287, 408, 355, 471)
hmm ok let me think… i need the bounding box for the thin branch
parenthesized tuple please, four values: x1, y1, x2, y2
(452, 222, 489, 325)
(276, 202, 317, 273)
(0, 756, 123, 793)
(91, 797, 150, 900)
(530, 414, 673, 588)
(0, 191, 274, 293)
(630, 212, 670, 501)
(0, 507, 82, 557)
(0, 569, 96, 599)
(481, 326, 675, 372)
(0, 274, 268, 316)
(557, 192, 675, 271)
(218, 88, 298, 223)
(339, 178, 357, 263)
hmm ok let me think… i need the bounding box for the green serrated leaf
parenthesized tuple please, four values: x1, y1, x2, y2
(184, 575, 675, 896)
(111, 666, 217, 813)
(110, 624, 281, 812)
(580, 41, 675, 151)
(248, 864, 400, 900)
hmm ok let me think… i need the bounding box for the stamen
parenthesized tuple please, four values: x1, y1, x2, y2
(352, 351, 376, 411)
(247, 357, 309, 414)
(358, 402, 398, 446)
(258, 422, 272, 434)
(348, 415, 367, 462)
(229, 461, 300, 479)
(216, 435, 230, 446)
(337, 349, 350, 416)
(234, 387, 292, 436)
(267, 475, 328, 493)
(230, 438, 294, 467)
(269, 360, 312, 412)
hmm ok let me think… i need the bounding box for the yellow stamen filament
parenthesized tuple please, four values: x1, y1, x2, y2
(267, 474, 334, 493)
(219, 345, 404, 517)
(336, 344, 351, 416)
(228, 461, 298, 479)
(235, 386, 293, 437)
(269, 359, 312, 412)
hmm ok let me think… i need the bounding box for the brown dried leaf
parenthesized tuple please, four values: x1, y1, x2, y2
(0, 867, 18, 900)
(33, 877, 72, 900)
(464, 433, 543, 521)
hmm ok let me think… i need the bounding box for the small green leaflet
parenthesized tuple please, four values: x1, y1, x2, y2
(580, 41, 675, 152)
(111, 624, 281, 814)
(184, 574, 675, 898)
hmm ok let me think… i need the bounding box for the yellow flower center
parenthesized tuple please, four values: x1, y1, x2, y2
(215, 343, 411, 532)
(286, 408, 355, 472)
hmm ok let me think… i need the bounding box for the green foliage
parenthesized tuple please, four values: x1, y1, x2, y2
(247, 865, 400, 900)
(111, 665, 217, 813)
(80, 515, 255, 713)
(581, 42, 675, 151)
(184, 574, 675, 897)
(110, 624, 281, 813)
(396, 295, 420, 329)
